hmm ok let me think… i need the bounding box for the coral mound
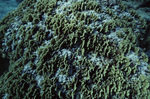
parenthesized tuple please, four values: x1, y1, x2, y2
(0, 0, 150, 98)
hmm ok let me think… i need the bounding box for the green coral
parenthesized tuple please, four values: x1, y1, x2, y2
(0, 0, 150, 99)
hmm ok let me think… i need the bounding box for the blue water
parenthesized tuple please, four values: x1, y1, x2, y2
(0, 0, 24, 20)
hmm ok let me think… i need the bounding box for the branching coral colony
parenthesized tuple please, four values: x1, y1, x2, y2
(0, 0, 150, 98)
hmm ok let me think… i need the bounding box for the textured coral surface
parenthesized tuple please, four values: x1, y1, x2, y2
(0, 0, 150, 99)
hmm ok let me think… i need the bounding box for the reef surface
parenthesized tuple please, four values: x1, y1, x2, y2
(0, 0, 150, 99)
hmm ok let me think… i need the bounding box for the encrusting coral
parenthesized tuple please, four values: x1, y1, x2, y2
(0, 0, 150, 99)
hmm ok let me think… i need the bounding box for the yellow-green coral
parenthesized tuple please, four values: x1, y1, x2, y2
(0, 0, 149, 99)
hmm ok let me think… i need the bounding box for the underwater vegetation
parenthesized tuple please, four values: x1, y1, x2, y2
(0, 0, 150, 98)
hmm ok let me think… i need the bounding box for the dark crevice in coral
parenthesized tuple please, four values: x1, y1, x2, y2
(0, 56, 10, 76)
(139, 23, 150, 52)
